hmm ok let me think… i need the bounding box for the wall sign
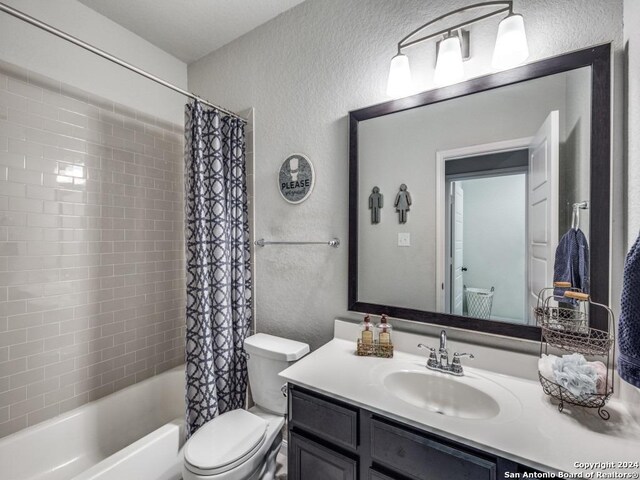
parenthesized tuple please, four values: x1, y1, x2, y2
(279, 153, 315, 204)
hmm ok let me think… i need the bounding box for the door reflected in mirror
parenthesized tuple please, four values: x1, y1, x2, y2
(357, 67, 591, 326)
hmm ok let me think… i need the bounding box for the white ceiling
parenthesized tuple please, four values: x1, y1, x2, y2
(78, 0, 306, 64)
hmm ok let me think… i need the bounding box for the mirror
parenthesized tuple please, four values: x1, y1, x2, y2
(349, 45, 611, 340)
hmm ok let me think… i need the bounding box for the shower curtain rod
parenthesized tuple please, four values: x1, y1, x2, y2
(0, 2, 247, 124)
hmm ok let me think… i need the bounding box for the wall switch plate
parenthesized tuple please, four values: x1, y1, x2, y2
(398, 232, 411, 247)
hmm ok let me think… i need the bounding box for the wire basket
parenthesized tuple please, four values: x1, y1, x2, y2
(533, 285, 587, 331)
(538, 371, 612, 420)
(465, 286, 494, 319)
(535, 286, 613, 355)
(537, 286, 615, 419)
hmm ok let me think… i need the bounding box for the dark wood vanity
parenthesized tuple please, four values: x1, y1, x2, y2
(287, 384, 545, 480)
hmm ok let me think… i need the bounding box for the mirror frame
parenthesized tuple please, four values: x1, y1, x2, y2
(348, 44, 611, 340)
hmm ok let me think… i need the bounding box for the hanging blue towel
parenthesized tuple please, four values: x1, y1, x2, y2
(618, 232, 640, 388)
(553, 228, 590, 301)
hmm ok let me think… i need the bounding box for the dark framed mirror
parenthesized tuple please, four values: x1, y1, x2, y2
(348, 44, 611, 340)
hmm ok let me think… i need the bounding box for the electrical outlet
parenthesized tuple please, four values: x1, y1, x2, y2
(398, 232, 411, 247)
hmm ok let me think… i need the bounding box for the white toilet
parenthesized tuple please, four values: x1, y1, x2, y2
(182, 333, 310, 480)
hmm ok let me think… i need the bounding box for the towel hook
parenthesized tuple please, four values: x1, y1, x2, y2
(571, 201, 589, 230)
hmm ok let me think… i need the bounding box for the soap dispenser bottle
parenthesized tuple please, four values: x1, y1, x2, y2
(376, 314, 393, 345)
(360, 315, 374, 345)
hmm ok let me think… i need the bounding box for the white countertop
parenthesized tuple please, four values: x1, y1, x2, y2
(279, 323, 640, 474)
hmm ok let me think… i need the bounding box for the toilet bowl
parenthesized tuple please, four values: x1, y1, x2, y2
(182, 333, 309, 480)
(182, 406, 284, 480)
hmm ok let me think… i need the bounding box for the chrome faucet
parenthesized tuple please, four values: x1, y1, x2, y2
(439, 330, 448, 368)
(418, 330, 474, 376)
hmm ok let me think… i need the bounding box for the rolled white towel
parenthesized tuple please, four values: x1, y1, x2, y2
(538, 354, 559, 380)
(589, 360, 607, 394)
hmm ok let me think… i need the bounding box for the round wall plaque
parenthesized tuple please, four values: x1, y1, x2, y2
(278, 153, 315, 204)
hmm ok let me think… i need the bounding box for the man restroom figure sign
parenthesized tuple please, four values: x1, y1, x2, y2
(369, 187, 383, 224)
(395, 184, 411, 224)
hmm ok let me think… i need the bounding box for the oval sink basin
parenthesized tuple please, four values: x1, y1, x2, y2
(383, 370, 501, 419)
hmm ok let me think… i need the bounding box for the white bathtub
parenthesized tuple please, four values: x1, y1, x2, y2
(0, 366, 186, 480)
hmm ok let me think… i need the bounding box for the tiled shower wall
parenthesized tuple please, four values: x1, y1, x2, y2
(0, 61, 186, 437)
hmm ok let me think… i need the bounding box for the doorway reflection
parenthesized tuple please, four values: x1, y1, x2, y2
(445, 171, 526, 324)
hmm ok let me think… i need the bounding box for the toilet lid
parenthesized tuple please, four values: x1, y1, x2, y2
(184, 409, 267, 475)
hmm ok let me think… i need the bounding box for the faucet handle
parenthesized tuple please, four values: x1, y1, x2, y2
(418, 344, 438, 368)
(453, 352, 475, 359)
(417, 343, 435, 352)
(450, 352, 474, 376)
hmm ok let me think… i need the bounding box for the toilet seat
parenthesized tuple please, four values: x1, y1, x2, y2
(184, 409, 268, 476)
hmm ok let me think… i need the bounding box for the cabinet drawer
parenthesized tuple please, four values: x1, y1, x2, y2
(371, 419, 496, 480)
(290, 432, 357, 480)
(369, 469, 396, 480)
(290, 388, 358, 451)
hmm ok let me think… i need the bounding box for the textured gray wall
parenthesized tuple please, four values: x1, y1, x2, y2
(189, 0, 624, 351)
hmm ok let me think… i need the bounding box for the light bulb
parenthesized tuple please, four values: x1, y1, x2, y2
(434, 35, 464, 86)
(492, 14, 529, 70)
(386, 53, 412, 98)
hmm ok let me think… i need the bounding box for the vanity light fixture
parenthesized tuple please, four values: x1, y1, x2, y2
(386, 1, 529, 96)
(433, 33, 465, 86)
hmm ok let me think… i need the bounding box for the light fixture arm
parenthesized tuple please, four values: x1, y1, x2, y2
(397, 1, 514, 52)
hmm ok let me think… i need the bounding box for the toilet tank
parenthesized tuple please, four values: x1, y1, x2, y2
(244, 333, 309, 415)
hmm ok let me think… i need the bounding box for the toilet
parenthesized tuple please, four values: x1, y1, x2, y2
(182, 333, 310, 480)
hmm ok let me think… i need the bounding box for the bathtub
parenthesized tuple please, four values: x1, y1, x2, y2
(0, 366, 186, 480)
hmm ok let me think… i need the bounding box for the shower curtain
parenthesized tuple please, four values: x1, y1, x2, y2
(184, 101, 252, 437)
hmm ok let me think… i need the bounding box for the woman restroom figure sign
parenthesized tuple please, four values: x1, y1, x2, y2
(395, 184, 411, 224)
(279, 153, 315, 204)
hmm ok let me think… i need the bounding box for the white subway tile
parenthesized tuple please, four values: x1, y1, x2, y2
(7, 312, 43, 330)
(26, 212, 60, 228)
(27, 352, 60, 370)
(8, 196, 43, 213)
(42, 118, 74, 137)
(9, 340, 44, 360)
(58, 110, 88, 129)
(1, 62, 186, 435)
(7, 167, 41, 186)
(7, 284, 42, 301)
(43, 333, 74, 352)
(44, 385, 74, 406)
(0, 90, 28, 111)
(0, 415, 27, 437)
(26, 185, 55, 201)
(58, 393, 88, 415)
(7, 78, 43, 102)
(27, 404, 59, 426)
(0, 152, 25, 169)
(26, 99, 59, 121)
(8, 108, 44, 130)
(10, 367, 44, 389)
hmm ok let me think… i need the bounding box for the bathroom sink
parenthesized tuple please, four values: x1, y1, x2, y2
(382, 370, 502, 419)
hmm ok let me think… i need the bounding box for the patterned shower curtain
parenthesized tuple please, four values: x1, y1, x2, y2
(184, 101, 252, 437)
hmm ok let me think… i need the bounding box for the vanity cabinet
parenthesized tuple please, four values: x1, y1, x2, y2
(288, 384, 546, 480)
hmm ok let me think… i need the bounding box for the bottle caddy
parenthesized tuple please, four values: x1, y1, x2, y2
(356, 314, 394, 358)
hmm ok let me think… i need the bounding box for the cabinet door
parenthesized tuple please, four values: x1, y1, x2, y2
(289, 432, 357, 480)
